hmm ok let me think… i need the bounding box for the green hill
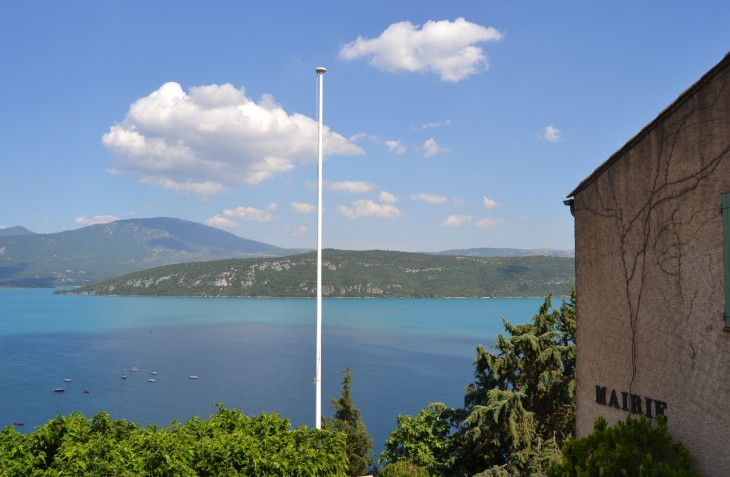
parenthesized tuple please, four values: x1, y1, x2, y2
(0, 218, 288, 287)
(57, 250, 575, 298)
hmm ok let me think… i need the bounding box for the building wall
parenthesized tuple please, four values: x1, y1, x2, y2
(573, 57, 730, 476)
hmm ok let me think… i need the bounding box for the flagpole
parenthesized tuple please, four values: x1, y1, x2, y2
(315, 66, 326, 429)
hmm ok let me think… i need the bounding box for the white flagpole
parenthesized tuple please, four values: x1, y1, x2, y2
(315, 66, 326, 429)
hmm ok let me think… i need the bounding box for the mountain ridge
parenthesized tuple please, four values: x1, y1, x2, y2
(57, 250, 575, 298)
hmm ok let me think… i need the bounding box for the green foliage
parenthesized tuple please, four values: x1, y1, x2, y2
(380, 403, 452, 475)
(546, 414, 699, 477)
(0, 404, 347, 476)
(447, 287, 576, 476)
(381, 287, 577, 477)
(58, 250, 575, 298)
(323, 366, 374, 477)
(379, 460, 431, 477)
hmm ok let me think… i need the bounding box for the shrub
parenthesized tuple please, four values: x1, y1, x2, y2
(0, 404, 347, 476)
(546, 414, 699, 477)
(379, 460, 430, 477)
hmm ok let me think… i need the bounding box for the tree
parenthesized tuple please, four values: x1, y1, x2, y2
(448, 287, 577, 476)
(380, 403, 453, 475)
(323, 365, 374, 477)
(380, 288, 577, 476)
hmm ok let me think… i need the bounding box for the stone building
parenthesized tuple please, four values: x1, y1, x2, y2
(567, 52, 730, 476)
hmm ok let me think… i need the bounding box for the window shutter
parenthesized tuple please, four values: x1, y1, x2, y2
(722, 193, 730, 330)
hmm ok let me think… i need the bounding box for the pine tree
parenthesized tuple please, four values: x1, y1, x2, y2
(449, 286, 577, 476)
(323, 365, 374, 477)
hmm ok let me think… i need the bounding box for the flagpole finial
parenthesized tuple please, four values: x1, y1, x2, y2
(315, 67, 327, 74)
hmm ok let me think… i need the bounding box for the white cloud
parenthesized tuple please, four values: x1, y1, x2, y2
(106, 168, 124, 175)
(139, 176, 228, 199)
(422, 138, 448, 157)
(349, 132, 380, 143)
(440, 215, 472, 227)
(205, 215, 239, 228)
(411, 193, 447, 204)
(267, 203, 277, 211)
(418, 120, 451, 130)
(542, 125, 562, 142)
(127, 211, 137, 216)
(223, 206, 277, 222)
(339, 18, 503, 82)
(385, 140, 406, 154)
(475, 218, 506, 227)
(337, 200, 404, 219)
(379, 191, 398, 203)
(74, 215, 120, 226)
(0, 226, 5, 229)
(324, 180, 375, 193)
(102, 82, 364, 197)
(483, 196, 499, 209)
(291, 202, 316, 214)
(291, 225, 308, 237)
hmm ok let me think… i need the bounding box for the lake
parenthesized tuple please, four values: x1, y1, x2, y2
(0, 289, 563, 455)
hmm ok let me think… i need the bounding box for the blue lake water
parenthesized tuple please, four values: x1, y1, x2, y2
(0, 289, 562, 455)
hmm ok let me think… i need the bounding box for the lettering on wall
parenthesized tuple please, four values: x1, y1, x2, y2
(594, 385, 667, 421)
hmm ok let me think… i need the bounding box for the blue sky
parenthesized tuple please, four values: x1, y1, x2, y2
(1, 1, 729, 251)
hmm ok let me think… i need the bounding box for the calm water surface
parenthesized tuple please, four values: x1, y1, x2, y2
(0, 289, 561, 454)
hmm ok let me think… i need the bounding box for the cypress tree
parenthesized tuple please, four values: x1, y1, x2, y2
(324, 365, 374, 477)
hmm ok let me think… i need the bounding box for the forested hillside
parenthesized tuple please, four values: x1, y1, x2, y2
(58, 250, 575, 298)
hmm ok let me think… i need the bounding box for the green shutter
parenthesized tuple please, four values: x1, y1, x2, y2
(722, 193, 730, 329)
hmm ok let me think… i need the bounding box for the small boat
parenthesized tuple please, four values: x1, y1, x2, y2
(189, 375, 198, 379)
(83, 389, 90, 394)
(64, 377, 72, 382)
(148, 378, 156, 382)
(150, 367, 157, 375)
(54, 387, 65, 392)
(13, 422, 23, 426)
(121, 369, 127, 379)
(130, 364, 139, 372)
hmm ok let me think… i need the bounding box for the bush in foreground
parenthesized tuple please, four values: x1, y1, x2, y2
(546, 414, 698, 477)
(0, 404, 347, 476)
(379, 460, 430, 477)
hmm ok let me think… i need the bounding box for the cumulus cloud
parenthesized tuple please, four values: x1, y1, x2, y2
(379, 191, 398, 203)
(102, 82, 364, 197)
(324, 180, 375, 193)
(291, 202, 316, 214)
(483, 197, 499, 209)
(422, 138, 448, 157)
(339, 18, 503, 82)
(411, 193, 447, 204)
(222, 206, 277, 222)
(542, 125, 562, 142)
(74, 215, 120, 226)
(205, 215, 239, 228)
(440, 215, 472, 227)
(267, 203, 277, 211)
(0, 226, 5, 229)
(385, 140, 406, 154)
(337, 200, 404, 219)
(475, 218, 506, 227)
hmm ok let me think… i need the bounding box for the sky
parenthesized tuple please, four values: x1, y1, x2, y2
(1, 1, 729, 252)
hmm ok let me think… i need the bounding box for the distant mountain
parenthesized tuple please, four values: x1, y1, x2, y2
(0, 226, 36, 238)
(0, 217, 288, 287)
(58, 250, 575, 298)
(434, 247, 575, 258)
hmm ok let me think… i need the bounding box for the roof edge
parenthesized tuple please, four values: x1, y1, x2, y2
(567, 51, 730, 198)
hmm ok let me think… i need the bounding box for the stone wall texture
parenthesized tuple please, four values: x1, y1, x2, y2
(572, 53, 730, 476)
